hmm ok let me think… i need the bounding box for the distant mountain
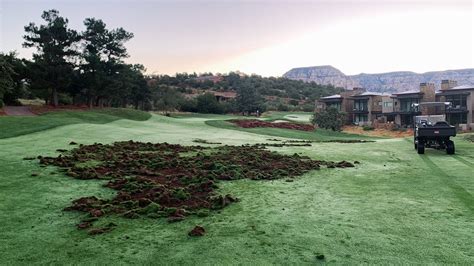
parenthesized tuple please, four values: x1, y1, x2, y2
(283, 65, 474, 93)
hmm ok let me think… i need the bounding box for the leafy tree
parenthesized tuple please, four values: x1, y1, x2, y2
(1, 52, 29, 105)
(196, 93, 223, 114)
(235, 82, 264, 115)
(23, 9, 80, 106)
(151, 85, 181, 114)
(311, 107, 346, 131)
(0, 53, 16, 107)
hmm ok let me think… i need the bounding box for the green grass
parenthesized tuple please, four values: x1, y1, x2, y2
(0, 108, 151, 139)
(260, 111, 313, 123)
(205, 119, 374, 141)
(0, 112, 473, 264)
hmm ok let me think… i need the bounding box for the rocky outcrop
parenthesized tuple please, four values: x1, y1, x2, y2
(283, 66, 474, 93)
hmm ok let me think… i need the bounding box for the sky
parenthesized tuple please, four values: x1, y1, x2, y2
(1, 0, 473, 76)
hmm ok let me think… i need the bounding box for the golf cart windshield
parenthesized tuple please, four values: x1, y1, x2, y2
(415, 115, 446, 126)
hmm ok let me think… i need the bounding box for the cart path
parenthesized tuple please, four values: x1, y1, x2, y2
(420, 155, 474, 213)
(3, 106, 36, 116)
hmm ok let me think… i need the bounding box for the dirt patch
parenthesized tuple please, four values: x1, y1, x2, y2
(230, 119, 315, 131)
(38, 141, 356, 234)
(30, 105, 92, 115)
(188, 225, 206, 236)
(192, 139, 222, 145)
(266, 139, 374, 144)
(343, 126, 413, 138)
(3, 106, 36, 116)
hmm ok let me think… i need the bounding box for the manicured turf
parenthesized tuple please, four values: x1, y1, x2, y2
(0, 111, 473, 264)
(0, 108, 151, 139)
(205, 119, 374, 141)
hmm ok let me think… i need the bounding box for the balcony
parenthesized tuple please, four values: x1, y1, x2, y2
(351, 107, 368, 114)
(445, 106, 468, 113)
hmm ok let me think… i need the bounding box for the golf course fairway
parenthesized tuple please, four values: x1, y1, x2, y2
(0, 110, 473, 264)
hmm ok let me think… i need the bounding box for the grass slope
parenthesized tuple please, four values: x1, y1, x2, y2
(0, 112, 473, 264)
(206, 119, 373, 141)
(0, 108, 151, 139)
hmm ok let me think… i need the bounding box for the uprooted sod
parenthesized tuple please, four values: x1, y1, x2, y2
(37, 141, 355, 234)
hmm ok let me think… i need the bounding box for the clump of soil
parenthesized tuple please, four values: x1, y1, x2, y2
(321, 139, 374, 143)
(188, 225, 206, 236)
(255, 143, 312, 147)
(230, 119, 315, 131)
(38, 141, 356, 234)
(192, 139, 222, 145)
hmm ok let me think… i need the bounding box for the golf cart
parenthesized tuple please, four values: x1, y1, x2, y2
(413, 102, 456, 155)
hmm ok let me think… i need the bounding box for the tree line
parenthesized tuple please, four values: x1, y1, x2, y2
(1, 9, 149, 109)
(1, 9, 343, 113)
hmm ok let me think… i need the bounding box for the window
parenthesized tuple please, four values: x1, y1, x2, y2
(383, 102, 393, 107)
(354, 99, 368, 111)
(399, 98, 418, 112)
(445, 94, 467, 109)
(354, 114, 368, 123)
(447, 113, 467, 124)
(326, 102, 341, 111)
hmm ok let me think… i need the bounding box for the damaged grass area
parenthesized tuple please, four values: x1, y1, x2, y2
(37, 141, 355, 235)
(230, 119, 315, 131)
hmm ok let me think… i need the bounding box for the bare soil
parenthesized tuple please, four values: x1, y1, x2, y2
(343, 126, 413, 138)
(3, 106, 36, 116)
(30, 105, 92, 115)
(230, 119, 315, 131)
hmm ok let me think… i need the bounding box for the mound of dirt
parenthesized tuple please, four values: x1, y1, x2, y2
(38, 141, 356, 234)
(188, 226, 206, 236)
(230, 119, 315, 131)
(343, 125, 413, 138)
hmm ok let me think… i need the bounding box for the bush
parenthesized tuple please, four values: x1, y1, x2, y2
(58, 93, 73, 105)
(311, 107, 346, 131)
(301, 104, 315, 112)
(196, 93, 223, 114)
(179, 98, 197, 112)
(277, 103, 290, 111)
(362, 125, 374, 131)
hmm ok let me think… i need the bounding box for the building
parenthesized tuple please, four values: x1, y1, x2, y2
(208, 91, 237, 102)
(316, 88, 364, 124)
(348, 92, 386, 125)
(315, 80, 474, 130)
(436, 84, 474, 130)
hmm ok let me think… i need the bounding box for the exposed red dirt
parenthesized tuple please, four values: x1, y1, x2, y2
(2, 106, 36, 116)
(188, 226, 206, 236)
(343, 125, 413, 138)
(230, 119, 315, 131)
(38, 141, 355, 234)
(30, 105, 92, 115)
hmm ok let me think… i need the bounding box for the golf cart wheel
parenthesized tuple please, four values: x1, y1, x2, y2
(414, 140, 418, 150)
(446, 140, 455, 155)
(417, 142, 425, 154)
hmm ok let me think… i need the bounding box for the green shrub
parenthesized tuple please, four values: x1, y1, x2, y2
(362, 125, 374, 131)
(312, 107, 346, 131)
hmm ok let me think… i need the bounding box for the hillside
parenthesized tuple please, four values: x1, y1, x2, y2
(283, 66, 474, 93)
